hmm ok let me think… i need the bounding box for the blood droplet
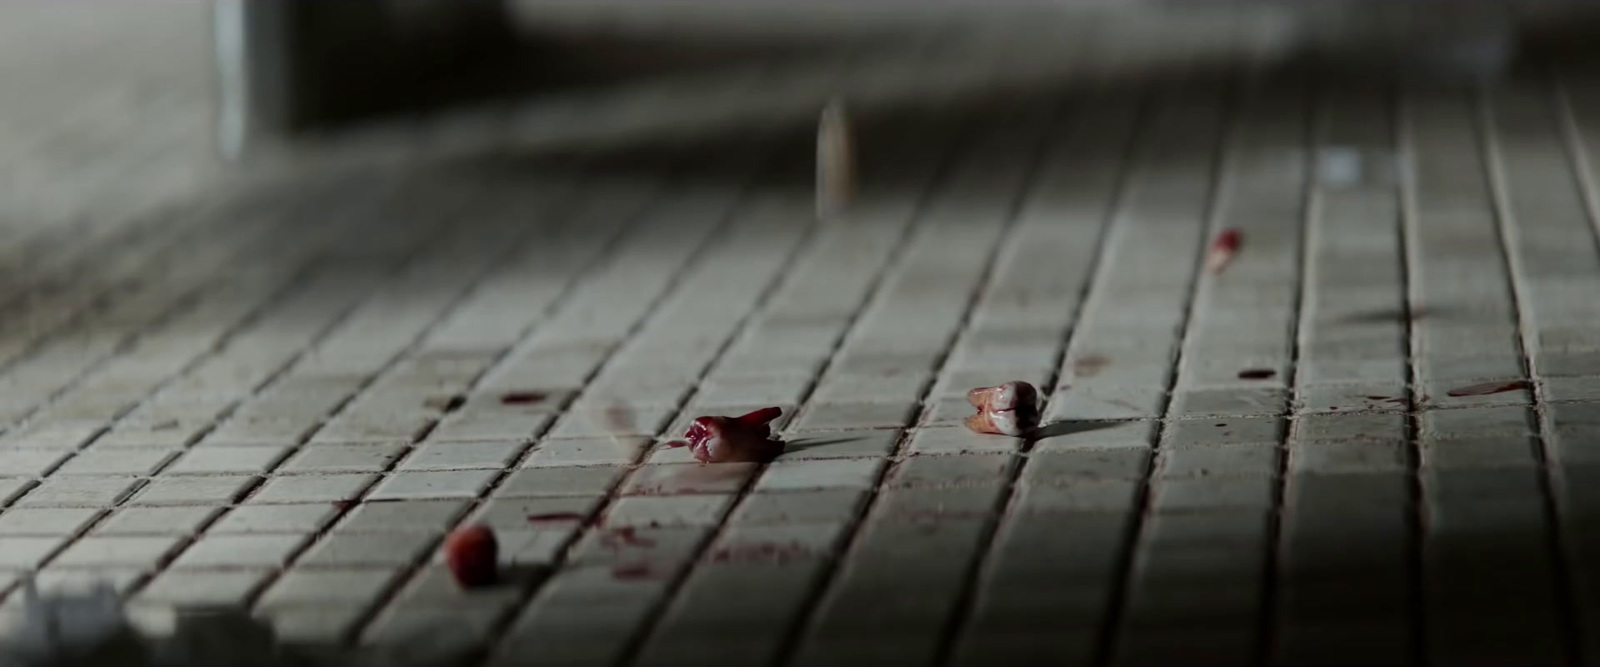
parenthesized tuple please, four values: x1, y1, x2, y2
(499, 391, 548, 405)
(1206, 228, 1243, 274)
(1237, 369, 1276, 380)
(444, 524, 499, 588)
(1446, 380, 1531, 397)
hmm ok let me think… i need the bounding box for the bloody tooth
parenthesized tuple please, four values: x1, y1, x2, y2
(676, 407, 787, 463)
(736, 406, 784, 426)
(964, 381, 1040, 436)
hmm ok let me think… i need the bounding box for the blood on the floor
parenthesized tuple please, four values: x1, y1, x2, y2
(1206, 228, 1243, 274)
(1237, 368, 1276, 380)
(499, 391, 549, 405)
(1446, 379, 1531, 397)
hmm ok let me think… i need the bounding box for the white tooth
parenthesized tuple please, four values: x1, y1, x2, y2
(994, 383, 1018, 411)
(990, 409, 1022, 437)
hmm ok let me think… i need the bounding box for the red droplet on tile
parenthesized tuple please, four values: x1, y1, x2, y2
(444, 524, 499, 588)
(1237, 369, 1276, 380)
(1446, 380, 1530, 397)
(1206, 228, 1243, 274)
(500, 391, 549, 405)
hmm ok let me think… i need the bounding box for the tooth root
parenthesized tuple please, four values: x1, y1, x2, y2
(817, 97, 855, 222)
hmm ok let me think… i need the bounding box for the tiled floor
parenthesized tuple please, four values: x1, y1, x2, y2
(9, 3, 1600, 667)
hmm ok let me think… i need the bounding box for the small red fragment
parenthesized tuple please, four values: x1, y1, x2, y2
(1446, 380, 1531, 397)
(1206, 228, 1243, 274)
(675, 407, 786, 463)
(964, 381, 1041, 436)
(499, 391, 548, 405)
(444, 524, 499, 588)
(1237, 369, 1276, 380)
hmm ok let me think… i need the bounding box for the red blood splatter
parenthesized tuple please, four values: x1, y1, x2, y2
(1206, 228, 1243, 274)
(1073, 355, 1110, 378)
(1237, 369, 1277, 380)
(499, 391, 548, 405)
(1329, 406, 1340, 411)
(444, 524, 499, 588)
(678, 407, 786, 463)
(527, 512, 586, 523)
(1365, 395, 1389, 401)
(1446, 380, 1531, 397)
(964, 381, 1041, 436)
(1215, 423, 1227, 427)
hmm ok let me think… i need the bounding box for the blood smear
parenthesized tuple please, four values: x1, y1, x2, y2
(1446, 380, 1530, 397)
(1206, 228, 1243, 274)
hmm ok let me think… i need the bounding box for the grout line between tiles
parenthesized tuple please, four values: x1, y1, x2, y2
(1476, 80, 1583, 666)
(1093, 73, 1241, 667)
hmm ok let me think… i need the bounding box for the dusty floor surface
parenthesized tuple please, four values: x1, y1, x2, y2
(4, 2, 1600, 666)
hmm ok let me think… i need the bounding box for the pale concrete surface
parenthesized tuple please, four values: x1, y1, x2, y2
(4, 3, 1600, 667)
